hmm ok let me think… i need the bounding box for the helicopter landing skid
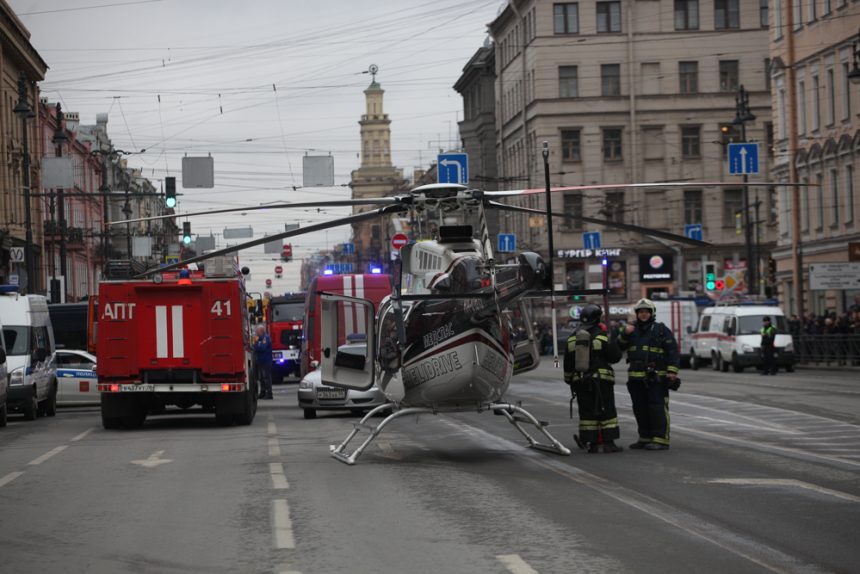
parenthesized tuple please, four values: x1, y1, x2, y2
(329, 401, 571, 465)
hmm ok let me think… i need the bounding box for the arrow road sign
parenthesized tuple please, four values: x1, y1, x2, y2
(728, 143, 759, 175)
(437, 153, 469, 184)
(497, 233, 516, 253)
(684, 224, 703, 242)
(583, 231, 601, 249)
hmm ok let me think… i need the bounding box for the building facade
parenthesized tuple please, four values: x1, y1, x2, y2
(770, 0, 860, 317)
(485, 0, 774, 310)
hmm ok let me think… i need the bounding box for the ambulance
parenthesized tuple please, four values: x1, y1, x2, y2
(96, 258, 258, 428)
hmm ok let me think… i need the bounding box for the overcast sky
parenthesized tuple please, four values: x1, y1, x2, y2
(9, 0, 498, 291)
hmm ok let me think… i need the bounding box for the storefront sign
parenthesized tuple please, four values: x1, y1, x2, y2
(639, 254, 674, 282)
(558, 248, 623, 259)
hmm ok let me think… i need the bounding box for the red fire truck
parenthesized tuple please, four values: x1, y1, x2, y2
(266, 292, 305, 382)
(300, 273, 392, 377)
(96, 260, 257, 429)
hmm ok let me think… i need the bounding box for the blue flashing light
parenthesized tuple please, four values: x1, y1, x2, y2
(602, 258, 608, 266)
(322, 269, 334, 276)
(0, 285, 21, 293)
(370, 266, 382, 274)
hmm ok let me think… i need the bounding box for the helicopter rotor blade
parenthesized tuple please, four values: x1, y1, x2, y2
(112, 197, 404, 227)
(483, 179, 815, 198)
(486, 201, 709, 247)
(135, 204, 409, 277)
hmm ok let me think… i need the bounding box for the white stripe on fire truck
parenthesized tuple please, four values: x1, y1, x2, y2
(355, 274, 365, 330)
(156, 306, 168, 358)
(343, 275, 354, 336)
(172, 305, 184, 358)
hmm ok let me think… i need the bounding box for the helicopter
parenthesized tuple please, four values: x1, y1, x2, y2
(118, 147, 811, 464)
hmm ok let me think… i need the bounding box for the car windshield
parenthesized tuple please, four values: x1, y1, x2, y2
(272, 302, 303, 322)
(738, 315, 787, 335)
(2, 326, 30, 356)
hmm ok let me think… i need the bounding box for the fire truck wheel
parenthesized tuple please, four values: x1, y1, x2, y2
(303, 408, 317, 420)
(22, 391, 38, 421)
(215, 412, 234, 426)
(235, 390, 256, 426)
(102, 414, 122, 430)
(122, 409, 146, 429)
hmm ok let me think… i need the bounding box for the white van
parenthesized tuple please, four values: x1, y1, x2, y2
(0, 286, 58, 419)
(690, 304, 795, 373)
(0, 313, 8, 427)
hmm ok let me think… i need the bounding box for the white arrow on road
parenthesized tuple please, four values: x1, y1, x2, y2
(131, 450, 173, 468)
(440, 158, 464, 183)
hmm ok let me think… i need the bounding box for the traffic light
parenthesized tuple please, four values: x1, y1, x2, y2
(281, 243, 292, 262)
(767, 257, 777, 284)
(182, 221, 192, 245)
(703, 261, 717, 291)
(735, 211, 742, 235)
(165, 177, 176, 208)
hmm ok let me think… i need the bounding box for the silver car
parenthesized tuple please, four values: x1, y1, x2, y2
(297, 341, 387, 419)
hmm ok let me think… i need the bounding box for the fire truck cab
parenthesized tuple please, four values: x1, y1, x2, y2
(267, 292, 305, 382)
(96, 259, 257, 428)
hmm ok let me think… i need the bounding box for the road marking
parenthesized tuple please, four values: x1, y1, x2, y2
(268, 421, 277, 436)
(708, 478, 860, 503)
(268, 438, 281, 456)
(273, 499, 295, 549)
(27, 445, 68, 466)
(130, 450, 173, 468)
(270, 462, 289, 490)
(0, 471, 24, 488)
(71, 428, 95, 442)
(497, 554, 539, 574)
(449, 418, 830, 574)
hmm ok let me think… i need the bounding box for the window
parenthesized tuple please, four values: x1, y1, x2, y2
(826, 68, 835, 126)
(764, 58, 772, 91)
(679, 61, 698, 94)
(642, 126, 664, 160)
(602, 128, 623, 160)
(774, 1, 783, 40)
(823, 0, 832, 16)
(640, 62, 660, 95)
(602, 64, 621, 96)
(715, 0, 740, 29)
(684, 189, 703, 224)
(604, 192, 624, 222)
(801, 177, 810, 231)
(719, 60, 739, 92)
(797, 79, 807, 135)
(559, 66, 578, 98)
(596, 1, 621, 33)
(830, 169, 840, 227)
(792, 0, 802, 30)
(812, 74, 820, 131)
(674, 0, 699, 30)
(846, 165, 855, 225)
(843, 61, 852, 120)
(760, 0, 769, 27)
(723, 189, 743, 226)
(681, 126, 701, 158)
(808, 0, 817, 21)
(553, 3, 579, 34)
(816, 173, 824, 231)
(562, 193, 583, 230)
(561, 129, 581, 162)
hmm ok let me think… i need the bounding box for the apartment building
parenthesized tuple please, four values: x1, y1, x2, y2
(486, 0, 773, 306)
(770, 0, 860, 317)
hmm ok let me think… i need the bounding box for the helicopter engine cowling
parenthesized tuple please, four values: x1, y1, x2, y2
(495, 252, 547, 308)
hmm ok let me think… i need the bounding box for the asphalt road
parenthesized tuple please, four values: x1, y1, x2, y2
(0, 360, 858, 574)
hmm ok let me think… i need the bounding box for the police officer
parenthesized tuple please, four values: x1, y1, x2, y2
(760, 316, 777, 375)
(618, 298, 680, 451)
(564, 304, 624, 453)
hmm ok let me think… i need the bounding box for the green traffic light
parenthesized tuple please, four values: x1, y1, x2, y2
(166, 197, 177, 208)
(706, 281, 716, 290)
(183, 235, 191, 245)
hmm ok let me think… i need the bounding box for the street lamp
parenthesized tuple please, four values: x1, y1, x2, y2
(13, 72, 36, 294)
(731, 84, 758, 294)
(52, 103, 69, 302)
(848, 29, 860, 84)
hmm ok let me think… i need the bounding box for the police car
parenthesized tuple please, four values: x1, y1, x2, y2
(52, 349, 99, 405)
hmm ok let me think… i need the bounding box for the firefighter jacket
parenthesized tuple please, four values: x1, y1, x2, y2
(617, 320, 680, 379)
(563, 324, 623, 385)
(760, 324, 777, 349)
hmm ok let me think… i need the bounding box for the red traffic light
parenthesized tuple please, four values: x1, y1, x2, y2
(282, 244, 293, 258)
(714, 279, 725, 290)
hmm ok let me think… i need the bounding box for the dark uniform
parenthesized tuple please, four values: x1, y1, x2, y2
(617, 299, 680, 451)
(760, 317, 777, 375)
(563, 304, 623, 453)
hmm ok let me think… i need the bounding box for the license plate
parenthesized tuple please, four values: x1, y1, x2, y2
(120, 384, 155, 392)
(317, 388, 346, 399)
(283, 350, 299, 360)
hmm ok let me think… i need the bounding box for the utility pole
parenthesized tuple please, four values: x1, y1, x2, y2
(52, 103, 69, 302)
(13, 72, 36, 294)
(732, 85, 757, 294)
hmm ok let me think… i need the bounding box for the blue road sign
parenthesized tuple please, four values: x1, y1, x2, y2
(497, 233, 516, 253)
(728, 143, 759, 175)
(437, 153, 469, 184)
(342, 242, 355, 255)
(583, 231, 601, 249)
(684, 224, 703, 242)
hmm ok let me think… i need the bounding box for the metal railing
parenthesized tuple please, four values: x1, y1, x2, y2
(795, 334, 860, 366)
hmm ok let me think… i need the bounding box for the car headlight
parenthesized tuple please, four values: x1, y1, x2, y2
(742, 344, 754, 353)
(9, 367, 25, 386)
(784, 342, 794, 352)
(298, 379, 314, 389)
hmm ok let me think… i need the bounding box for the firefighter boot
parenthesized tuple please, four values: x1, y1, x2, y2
(603, 440, 623, 453)
(587, 442, 600, 454)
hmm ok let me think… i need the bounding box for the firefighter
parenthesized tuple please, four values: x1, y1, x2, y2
(254, 325, 274, 399)
(563, 303, 624, 453)
(618, 298, 680, 451)
(760, 316, 777, 375)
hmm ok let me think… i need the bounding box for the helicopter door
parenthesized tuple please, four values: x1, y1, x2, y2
(320, 293, 376, 391)
(509, 301, 540, 375)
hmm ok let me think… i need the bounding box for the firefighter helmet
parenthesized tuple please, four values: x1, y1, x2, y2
(580, 304, 602, 327)
(634, 298, 656, 317)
